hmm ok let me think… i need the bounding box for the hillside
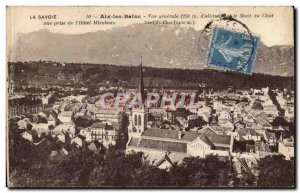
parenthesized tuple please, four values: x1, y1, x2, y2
(9, 62, 294, 90)
(12, 24, 294, 76)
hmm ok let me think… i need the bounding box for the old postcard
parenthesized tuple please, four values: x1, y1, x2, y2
(6, 6, 295, 188)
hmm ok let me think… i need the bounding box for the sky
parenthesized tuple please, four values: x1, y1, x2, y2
(7, 6, 294, 50)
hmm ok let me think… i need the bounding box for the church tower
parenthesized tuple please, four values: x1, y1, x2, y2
(128, 57, 148, 138)
(138, 56, 145, 100)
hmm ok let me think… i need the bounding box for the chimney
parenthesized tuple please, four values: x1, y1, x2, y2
(178, 130, 182, 140)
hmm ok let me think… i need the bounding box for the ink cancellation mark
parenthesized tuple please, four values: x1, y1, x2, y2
(207, 27, 260, 75)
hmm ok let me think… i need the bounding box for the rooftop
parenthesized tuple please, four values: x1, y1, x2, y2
(142, 128, 231, 145)
(129, 137, 187, 153)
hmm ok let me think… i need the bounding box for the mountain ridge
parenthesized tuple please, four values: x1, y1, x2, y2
(11, 24, 294, 76)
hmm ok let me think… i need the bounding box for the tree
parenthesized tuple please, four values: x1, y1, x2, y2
(26, 123, 33, 131)
(117, 112, 129, 134)
(272, 116, 294, 137)
(188, 117, 207, 129)
(116, 112, 129, 149)
(74, 116, 98, 128)
(131, 165, 169, 186)
(271, 116, 289, 127)
(169, 155, 231, 187)
(252, 100, 263, 110)
(89, 151, 144, 187)
(257, 155, 294, 187)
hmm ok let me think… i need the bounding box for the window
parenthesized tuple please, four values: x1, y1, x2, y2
(138, 115, 142, 126)
(134, 114, 137, 125)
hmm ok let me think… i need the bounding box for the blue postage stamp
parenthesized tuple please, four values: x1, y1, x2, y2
(207, 27, 260, 74)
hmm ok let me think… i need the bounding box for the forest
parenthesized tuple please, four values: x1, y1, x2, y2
(9, 61, 294, 90)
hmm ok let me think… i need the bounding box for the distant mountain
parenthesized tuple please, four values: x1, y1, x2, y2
(12, 24, 294, 76)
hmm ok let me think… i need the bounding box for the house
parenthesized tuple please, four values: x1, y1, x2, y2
(52, 102, 61, 109)
(32, 123, 49, 137)
(197, 106, 212, 121)
(79, 128, 92, 142)
(81, 121, 119, 148)
(213, 99, 223, 111)
(264, 131, 277, 146)
(21, 131, 33, 142)
(88, 140, 103, 153)
(94, 107, 122, 122)
(175, 117, 189, 129)
(74, 95, 90, 103)
(56, 134, 66, 143)
(17, 118, 30, 130)
(224, 98, 237, 106)
(148, 111, 165, 122)
(278, 137, 294, 160)
(74, 109, 87, 118)
(95, 122, 118, 148)
(52, 123, 75, 138)
(41, 93, 54, 105)
(39, 110, 58, 126)
(254, 141, 273, 157)
(234, 128, 261, 141)
(262, 100, 279, 118)
(58, 103, 68, 112)
(149, 108, 170, 121)
(202, 125, 232, 135)
(141, 151, 187, 170)
(233, 120, 246, 130)
(218, 121, 234, 132)
(187, 114, 198, 121)
(255, 117, 272, 130)
(150, 152, 173, 170)
(52, 103, 62, 114)
(71, 136, 83, 148)
(47, 112, 58, 126)
(218, 111, 232, 124)
(71, 103, 84, 114)
(58, 111, 73, 123)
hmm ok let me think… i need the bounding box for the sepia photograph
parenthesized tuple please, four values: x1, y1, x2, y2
(6, 6, 295, 188)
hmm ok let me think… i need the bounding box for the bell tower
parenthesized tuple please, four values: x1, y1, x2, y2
(128, 56, 148, 138)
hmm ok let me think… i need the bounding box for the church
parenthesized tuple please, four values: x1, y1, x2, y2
(126, 57, 233, 169)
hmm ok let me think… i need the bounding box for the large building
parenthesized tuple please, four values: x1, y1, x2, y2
(80, 121, 119, 148)
(126, 58, 233, 168)
(127, 127, 233, 158)
(9, 96, 43, 117)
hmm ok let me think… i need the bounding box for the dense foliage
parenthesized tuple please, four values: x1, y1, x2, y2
(9, 136, 231, 187)
(257, 155, 294, 187)
(9, 62, 294, 90)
